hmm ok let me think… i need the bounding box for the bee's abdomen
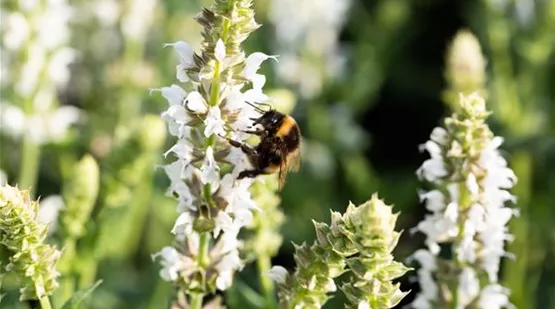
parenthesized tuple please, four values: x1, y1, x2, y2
(282, 122, 300, 151)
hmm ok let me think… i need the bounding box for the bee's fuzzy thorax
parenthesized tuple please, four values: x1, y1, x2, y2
(276, 115, 297, 138)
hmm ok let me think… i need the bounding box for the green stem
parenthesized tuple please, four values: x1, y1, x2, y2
(190, 232, 210, 309)
(55, 238, 77, 306)
(198, 232, 210, 267)
(190, 293, 204, 309)
(37, 293, 53, 309)
(18, 136, 41, 197)
(257, 255, 276, 309)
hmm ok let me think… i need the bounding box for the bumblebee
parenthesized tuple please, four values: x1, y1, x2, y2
(222, 102, 301, 190)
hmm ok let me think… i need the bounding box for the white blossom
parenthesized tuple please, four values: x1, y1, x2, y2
(151, 247, 191, 282)
(269, 266, 288, 284)
(268, 0, 350, 97)
(38, 195, 65, 235)
(0, 102, 81, 144)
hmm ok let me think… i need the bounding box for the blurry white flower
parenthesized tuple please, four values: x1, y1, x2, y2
(269, 266, 288, 284)
(38, 195, 65, 235)
(268, 0, 350, 98)
(93, 0, 120, 26)
(121, 0, 156, 40)
(0, 169, 7, 186)
(477, 284, 512, 309)
(214, 39, 226, 62)
(151, 247, 190, 281)
(0, 102, 80, 144)
(357, 300, 370, 309)
(3, 12, 30, 50)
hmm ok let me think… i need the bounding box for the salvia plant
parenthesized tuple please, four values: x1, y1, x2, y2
(0, 185, 60, 307)
(149, 0, 282, 307)
(410, 92, 518, 309)
(0, 0, 534, 308)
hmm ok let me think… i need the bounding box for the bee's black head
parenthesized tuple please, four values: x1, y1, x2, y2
(251, 110, 285, 132)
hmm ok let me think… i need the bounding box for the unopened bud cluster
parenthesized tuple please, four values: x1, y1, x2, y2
(0, 185, 60, 300)
(271, 195, 410, 309)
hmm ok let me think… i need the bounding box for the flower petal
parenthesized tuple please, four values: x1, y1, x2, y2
(164, 41, 194, 68)
(243, 52, 278, 81)
(185, 91, 207, 113)
(215, 39, 226, 62)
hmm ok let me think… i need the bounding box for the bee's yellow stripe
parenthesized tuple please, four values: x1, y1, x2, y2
(276, 116, 296, 138)
(263, 164, 280, 174)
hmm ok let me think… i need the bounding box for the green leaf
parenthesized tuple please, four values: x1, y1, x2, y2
(59, 280, 102, 309)
(225, 278, 264, 309)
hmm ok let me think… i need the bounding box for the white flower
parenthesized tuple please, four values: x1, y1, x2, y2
(36, 1, 73, 49)
(268, 266, 288, 284)
(200, 146, 220, 185)
(477, 284, 512, 309)
(412, 249, 436, 271)
(172, 211, 194, 241)
(214, 39, 226, 62)
(0, 169, 7, 186)
(153, 84, 188, 106)
(243, 52, 278, 81)
(164, 41, 195, 82)
(38, 195, 65, 235)
(3, 12, 30, 50)
(214, 249, 242, 290)
(92, 0, 120, 26)
(357, 300, 370, 309)
(458, 267, 480, 307)
(121, 0, 156, 40)
(0, 102, 80, 144)
(0, 103, 26, 138)
(151, 247, 189, 281)
(48, 47, 77, 86)
(204, 106, 226, 137)
(16, 44, 46, 96)
(417, 157, 448, 182)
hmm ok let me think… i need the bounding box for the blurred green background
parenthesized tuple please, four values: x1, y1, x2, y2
(1, 0, 554, 308)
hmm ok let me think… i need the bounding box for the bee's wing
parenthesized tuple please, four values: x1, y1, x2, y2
(287, 148, 301, 172)
(278, 149, 301, 191)
(278, 160, 288, 191)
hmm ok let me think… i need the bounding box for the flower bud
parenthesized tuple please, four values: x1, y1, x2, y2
(59, 154, 100, 238)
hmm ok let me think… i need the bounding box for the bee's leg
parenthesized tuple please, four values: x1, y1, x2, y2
(220, 135, 257, 155)
(240, 129, 266, 136)
(238, 169, 263, 179)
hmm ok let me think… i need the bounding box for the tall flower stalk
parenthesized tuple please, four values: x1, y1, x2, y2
(150, 0, 280, 307)
(410, 93, 518, 309)
(0, 0, 79, 196)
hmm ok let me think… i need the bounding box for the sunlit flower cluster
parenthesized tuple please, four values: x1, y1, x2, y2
(0, 0, 80, 144)
(411, 93, 517, 309)
(268, 0, 350, 98)
(150, 0, 279, 295)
